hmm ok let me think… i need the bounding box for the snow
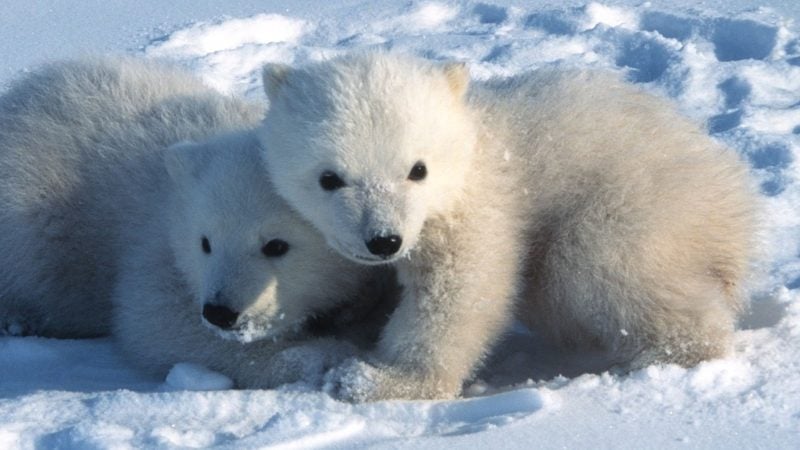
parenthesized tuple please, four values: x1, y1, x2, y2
(2, 0, 800, 448)
(165, 363, 234, 392)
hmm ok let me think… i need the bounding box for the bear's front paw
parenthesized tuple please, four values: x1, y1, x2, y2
(268, 339, 360, 387)
(323, 358, 384, 402)
(323, 358, 460, 402)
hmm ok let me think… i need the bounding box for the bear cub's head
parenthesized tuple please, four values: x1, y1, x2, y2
(257, 52, 477, 264)
(164, 131, 362, 342)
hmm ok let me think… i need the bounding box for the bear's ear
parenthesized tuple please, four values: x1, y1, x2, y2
(164, 140, 211, 185)
(262, 63, 292, 103)
(441, 61, 470, 98)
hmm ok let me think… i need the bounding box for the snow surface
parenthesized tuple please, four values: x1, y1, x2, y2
(2, 0, 800, 448)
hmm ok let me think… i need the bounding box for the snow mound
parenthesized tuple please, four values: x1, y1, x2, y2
(145, 13, 311, 94)
(387, 2, 459, 32)
(165, 363, 234, 391)
(146, 13, 309, 57)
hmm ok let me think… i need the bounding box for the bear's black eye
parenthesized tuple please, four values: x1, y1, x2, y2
(201, 236, 211, 254)
(408, 161, 427, 181)
(319, 171, 346, 191)
(262, 239, 290, 257)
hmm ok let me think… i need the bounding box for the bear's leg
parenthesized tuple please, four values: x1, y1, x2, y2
(327, 211, 524, 401)
(520, 198, 743, 369)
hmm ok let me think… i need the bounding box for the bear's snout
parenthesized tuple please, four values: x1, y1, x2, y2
(202, 303, 240, 330)
(365, 234, 403, 257)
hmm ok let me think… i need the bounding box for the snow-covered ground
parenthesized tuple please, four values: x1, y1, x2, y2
(2, 1, 800, 448)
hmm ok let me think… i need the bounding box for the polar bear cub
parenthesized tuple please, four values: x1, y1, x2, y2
(258, 52, 756, 401)
(113, 132, 374, 387)
(0, 57, 261, 337)
(0, 58, 377, 387)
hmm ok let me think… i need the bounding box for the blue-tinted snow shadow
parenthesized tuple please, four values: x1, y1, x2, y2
(428, 388, 545, 436)
(639, 10, 778, 62)
(709, 110, 743, 134)
(747, 142, 793, 196)
(0, 337, 160, 398)
(482, 43, 513, 63)
(615, 35, 673, 83)
(711, 18, 777, 62)
(708, 76, 750, 135)
(524, 8, 581, 36)
(640, 11, 701, 41)
(476, 324, 615, 388)
(523, 8, 778, 85)
(748, 143, 793, 170)
(740, 292, 788, 330)
(473, 3, 508, 25)
(719, 77, 751, 109)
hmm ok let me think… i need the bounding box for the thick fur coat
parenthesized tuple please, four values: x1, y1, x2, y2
(113, 131, 381, 387)
(0, 58, 383, 388)
(258, 52, 756, 401)
(0, 58, 262, 337)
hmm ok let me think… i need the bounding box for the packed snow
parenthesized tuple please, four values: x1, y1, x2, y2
(1, 0, 800, 448)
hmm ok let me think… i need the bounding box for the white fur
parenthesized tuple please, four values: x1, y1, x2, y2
(259, 57, 476, 263)
(476, 70, 756, 370)
(0, 57, 262, 337)
(113, 132, 378, 387)
(258, 52, 757, 401)
(0, 58, 381, 388)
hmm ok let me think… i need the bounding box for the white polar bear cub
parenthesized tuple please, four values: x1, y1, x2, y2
(113, 132, 374, 388)
(258, 52, 757, 401)
(0, 58, 261, 337)
(0, 58, 376, 388)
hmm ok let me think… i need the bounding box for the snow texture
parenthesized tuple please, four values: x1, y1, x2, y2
(165, 363, 234, 392)
(1, 1, 800, 448)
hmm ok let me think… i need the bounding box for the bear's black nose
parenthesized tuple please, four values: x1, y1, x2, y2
(366, 235, 403, 257)
(202, 303, 239, 329)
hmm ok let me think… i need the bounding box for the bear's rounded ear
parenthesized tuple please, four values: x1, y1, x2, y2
(262, 63, 292, 103)
(164, 140, 210, 184)
(441, 61, 470, 98)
